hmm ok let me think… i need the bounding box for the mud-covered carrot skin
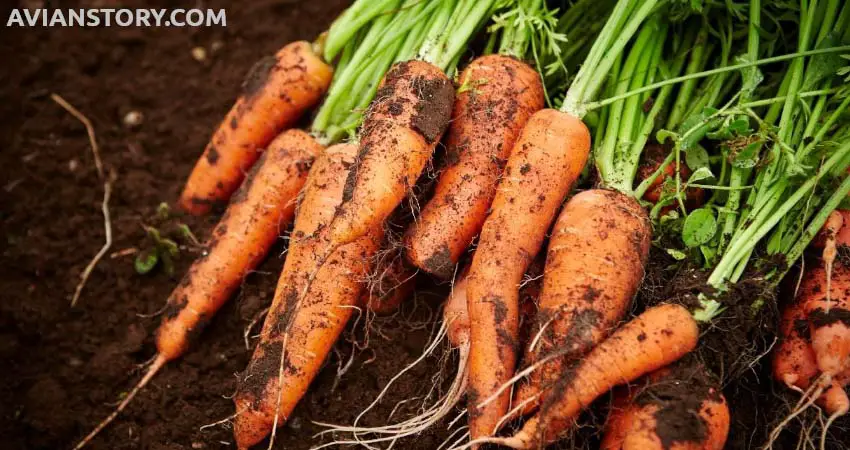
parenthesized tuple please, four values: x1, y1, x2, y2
(404, 55, 545, 277)
(180, 41, 333, 215)
(774, 260, 850, 414)
(801, 263, 850, 377)
(327, 60, 455, 246)
(157, 129, 322, 361)
(233, 144, 382, 449)
(503, 304, 698, 449)
(601, 364, 729, 450)
(514, 189, 651, 416)
(465, 108, 590, 440)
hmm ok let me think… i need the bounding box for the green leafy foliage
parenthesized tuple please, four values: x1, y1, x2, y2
(685, 145, 710, 170)
(683, 207, 717, 247)
(134, 204, 200, 277)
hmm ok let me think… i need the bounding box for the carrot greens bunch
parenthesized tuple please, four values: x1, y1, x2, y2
(312, 0, 499, 144)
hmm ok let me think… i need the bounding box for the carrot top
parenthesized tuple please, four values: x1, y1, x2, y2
(574, 0, 850, 322)
(311, 0, 498, 144)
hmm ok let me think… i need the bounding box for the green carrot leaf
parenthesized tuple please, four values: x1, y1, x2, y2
(802, 34, 846, 91)
(686, 166, 714, 184)
(685, 144, 710, 170)
(666, 248, 688, 260)
(134, 248, 159, 275)
(727, 137, 763, 169)
(683, 207, 717, 248)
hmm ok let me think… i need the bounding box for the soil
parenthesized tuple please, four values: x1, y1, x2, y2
(1, 1, 847, 450)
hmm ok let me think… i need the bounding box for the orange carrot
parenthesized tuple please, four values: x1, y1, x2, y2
(801, 262, 850, 379)
(403, 55, 545, 277)
(513, 189, 651, 417)
(73, 129, 322, 450)
(465, 108, 590, 440)
(774, 259, 850, 416)
(325, 60, 454, 246)
(637, 143, 703, 208)
(233, 143, 382, 449)
(601, 362, 729, 450)
(314, 262, 545, 447)
(180, 41, 333, 215)
(486, 304, 698, 449)
(363, 246, 416, 315)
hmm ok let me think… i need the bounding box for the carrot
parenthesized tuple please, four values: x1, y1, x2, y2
(363, 246, 416, 315)
(601, 361, 729, 450)
(465, 108, 590, 440)
(73, 129, 322, 450)
(403, 55, 545, 277)
(513, 189, 651, 417)
(769, 259, 850, 448)
(325, 60, 454, 246)
(774, 260, 850, 416)
(311, 260, 545, 449)
(637, 143, 703, 208)
(180, 41, 333, 215)
(483, 304, 698, 449)
(233, 143, 382, 449)
(801, 262, 850, 379)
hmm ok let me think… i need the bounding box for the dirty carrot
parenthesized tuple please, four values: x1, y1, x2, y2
(179, 41, 332, 215)
(802, 262, 850, 379)
(322, 0, 499, 248)
(232, 143, 382, 449)
(462, 0, 661, 440)
(403, 54, 545, 277)
(464, 107, 590, 439)
(73, 129, 322, 449)
(484, 303, 698, 449)
(325, 60, 454, 246)
(773, 278, 850, 416)
(601, 361, 730, 450)
(512, 189, 651, 417)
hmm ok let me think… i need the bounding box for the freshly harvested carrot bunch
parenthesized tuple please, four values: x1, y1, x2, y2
(70, 0, 850, 448)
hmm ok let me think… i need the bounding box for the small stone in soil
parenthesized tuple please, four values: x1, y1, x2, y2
(191, 47, 208, 63)
(123, 111, 144, 128)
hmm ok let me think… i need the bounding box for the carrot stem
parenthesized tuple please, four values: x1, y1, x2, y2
(584, 45, 850, 112)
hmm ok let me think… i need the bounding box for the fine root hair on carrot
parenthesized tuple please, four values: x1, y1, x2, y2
(243, 306, 271, 350)
(72, 355, 167, 450)
(311, 317, 449, 449)
(763, 375, 829, 450)
(314, 269, 471, 447)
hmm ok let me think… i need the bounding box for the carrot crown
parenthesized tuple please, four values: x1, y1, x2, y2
(311, 0, 498, 145)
